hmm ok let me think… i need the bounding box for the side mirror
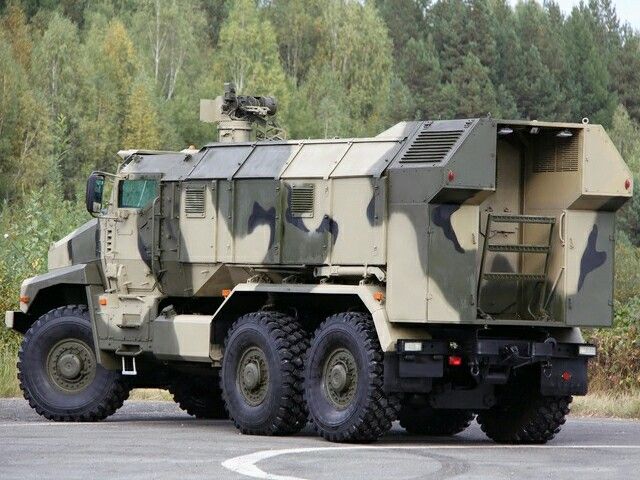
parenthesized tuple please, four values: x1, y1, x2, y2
(86, 173, 105, 214)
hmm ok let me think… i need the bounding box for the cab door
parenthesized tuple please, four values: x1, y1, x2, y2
(102, 175, 161, 295)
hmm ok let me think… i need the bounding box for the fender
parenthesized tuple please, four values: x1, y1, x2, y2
(18, 263, 103, 315)
(212, 283, 429, 354)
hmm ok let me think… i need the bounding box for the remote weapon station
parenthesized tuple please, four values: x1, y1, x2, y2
(6, 83, 632, 443)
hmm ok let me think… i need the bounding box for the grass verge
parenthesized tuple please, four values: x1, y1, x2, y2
(0, 347, 20, 398)
(129, 388, 173, 401)
(572, 391, 640, 419)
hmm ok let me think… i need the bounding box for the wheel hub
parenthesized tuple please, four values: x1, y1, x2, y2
(243, 362, 261, 390)
(323, 348, 358, 409)
(57, 353, 82, 379)
(237, 346, 269, 406)
(46, 339, 96, 393)
(329, 363, 348, 392)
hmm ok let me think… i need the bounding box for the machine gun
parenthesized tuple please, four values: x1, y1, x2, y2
(200, 82, 286, 142)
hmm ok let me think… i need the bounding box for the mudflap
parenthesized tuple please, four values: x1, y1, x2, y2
(540, 357, 588, 396)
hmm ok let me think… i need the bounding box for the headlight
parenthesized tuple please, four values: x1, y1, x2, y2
(578, 345, 597, 357)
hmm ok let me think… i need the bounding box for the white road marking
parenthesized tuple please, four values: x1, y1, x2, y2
(221, 445, 640, 480)
(0, 421, 194, 427)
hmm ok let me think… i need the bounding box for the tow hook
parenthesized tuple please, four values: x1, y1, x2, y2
(501, 344, 520, 363)
(469, 360, 480, 378)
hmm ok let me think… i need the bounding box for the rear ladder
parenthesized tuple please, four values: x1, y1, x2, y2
(477, 214, 555, 318)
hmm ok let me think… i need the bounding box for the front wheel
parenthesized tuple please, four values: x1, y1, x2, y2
(17, 305, 129, 421)
(304, 312, 400, 443)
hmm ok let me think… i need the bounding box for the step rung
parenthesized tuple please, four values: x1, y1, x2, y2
(487, 244, 550, 253)
(483, 273, 546, 281)
(490, 215, 556, 224)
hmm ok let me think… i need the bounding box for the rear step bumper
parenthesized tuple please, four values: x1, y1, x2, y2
(384, 337, 595, 398)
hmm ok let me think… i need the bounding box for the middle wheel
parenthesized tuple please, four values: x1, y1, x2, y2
(304, 312, 399, 443)
(220, 311, 309, 436)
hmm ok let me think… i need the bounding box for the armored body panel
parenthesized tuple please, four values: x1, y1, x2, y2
(87, 118, 630, 341)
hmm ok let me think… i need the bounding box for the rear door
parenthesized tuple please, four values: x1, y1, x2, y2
(564, 211, 614, 327)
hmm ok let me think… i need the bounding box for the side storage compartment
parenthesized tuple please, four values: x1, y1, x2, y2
(564, 210, 615, 327)
(386, 204, 430, 323)
(427, 204, 479, 322)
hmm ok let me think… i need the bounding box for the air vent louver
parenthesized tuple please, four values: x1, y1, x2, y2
(401, 128, 463, 163)
(185, 186, 206, 217)
(290, 184, 314, 218)
(534, 135, 579, 173)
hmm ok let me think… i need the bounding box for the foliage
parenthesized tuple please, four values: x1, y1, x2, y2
(585, 298, 640, 392)
(1, 0, 640, 397)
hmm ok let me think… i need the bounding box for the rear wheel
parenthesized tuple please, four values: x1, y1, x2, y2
(399, 404, 474, 436)
(17, 305, 129, 422)
(220, 311, 309, 435)
(304, 312, 400, 443)
(170, 376, 227, 419)
(477, 392, 572, 444)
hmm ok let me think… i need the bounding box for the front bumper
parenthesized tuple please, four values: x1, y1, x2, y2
(5, 311, 31, 334)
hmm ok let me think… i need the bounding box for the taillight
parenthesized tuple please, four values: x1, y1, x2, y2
(448, 355, 462, 366)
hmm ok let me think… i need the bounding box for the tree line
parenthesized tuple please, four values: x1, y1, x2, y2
(1, 0, 640, 203)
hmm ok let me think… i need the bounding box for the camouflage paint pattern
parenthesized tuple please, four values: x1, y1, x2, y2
(9, 117, 632, 361)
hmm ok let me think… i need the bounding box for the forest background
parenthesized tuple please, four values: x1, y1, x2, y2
(1, 0, 639, 415)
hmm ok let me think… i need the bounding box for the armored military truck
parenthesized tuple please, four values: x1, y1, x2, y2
(5, 84, 632, 443)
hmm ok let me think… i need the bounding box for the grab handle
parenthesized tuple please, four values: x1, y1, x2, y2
(558, 212, 566, 245)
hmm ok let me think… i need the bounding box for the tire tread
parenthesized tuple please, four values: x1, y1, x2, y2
(18, 305, 129, 422)
(306, 312, 400, 443)
(220, 311, 309, 436)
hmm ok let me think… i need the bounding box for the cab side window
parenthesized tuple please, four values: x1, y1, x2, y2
(118, 179, 158, 209)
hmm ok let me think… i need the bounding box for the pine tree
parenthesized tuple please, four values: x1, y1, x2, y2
(466, 0, 497, 68)
(401, 35, 443, 119)
(445, 52, 498, 118)
(430, 0, 468, 79)
(510, 45, 562, 120)
(564, 5, 617, 124)
(612, 26, 640, 120)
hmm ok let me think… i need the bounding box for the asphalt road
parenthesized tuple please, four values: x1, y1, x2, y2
(1, 398, 639, 480)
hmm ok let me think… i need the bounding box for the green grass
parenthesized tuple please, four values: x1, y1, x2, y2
(0, 347, 20, 397)
(572, 391, 640, 419)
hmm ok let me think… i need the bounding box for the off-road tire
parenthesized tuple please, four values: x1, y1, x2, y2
(304, 312, 400, 443)
(17, 305, 129, 422)
(399, 404, 474, 436)
(170, 376, 227, 419)
(477, 394, 572, 444)
(220, 311, 309, 435)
